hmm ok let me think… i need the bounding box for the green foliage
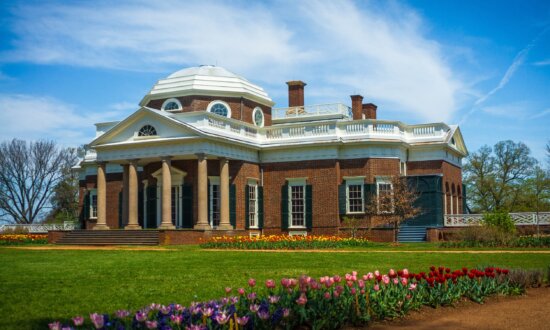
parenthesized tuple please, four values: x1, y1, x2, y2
(440, 235, 550, 248)
(483, 212, 516, 234)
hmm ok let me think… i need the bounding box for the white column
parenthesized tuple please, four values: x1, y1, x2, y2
(125, 160, 142, 230)
(93, 162, 110, 230)
(159, 157, 175, 230)
(217, 158, 232, 230)
(194, 153, 210, 230)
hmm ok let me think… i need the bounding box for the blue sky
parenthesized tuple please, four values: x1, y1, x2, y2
(0, 0, 548, 161)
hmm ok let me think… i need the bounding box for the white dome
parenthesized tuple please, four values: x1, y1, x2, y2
(141, 65, 273, 106)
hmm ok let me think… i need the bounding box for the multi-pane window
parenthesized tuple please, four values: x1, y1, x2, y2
(89, 190, 97, 219)
(377, 182, 394, 213)
(164, 102, 179, 111)
(248, 184, 258, 228)
(290, 185, 305, 227)
(210, 103, 230, 117)
(210, 183, 221, 227)
(138, 125, 157, 136)
(347, 184, 364, 213)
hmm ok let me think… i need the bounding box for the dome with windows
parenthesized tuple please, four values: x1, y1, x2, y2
(140, 65, 274, 107)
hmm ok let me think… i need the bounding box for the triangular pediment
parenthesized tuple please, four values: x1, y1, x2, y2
(89, 107, 202, 147)
(447, 126, 468, 156)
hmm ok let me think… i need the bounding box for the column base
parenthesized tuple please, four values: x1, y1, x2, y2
(92, 224, 110, 230)
(193, 223, 212, 230)
(216, 224, 234, 230)
(124, 224, 142, 230)
(158, 223, 176, 230)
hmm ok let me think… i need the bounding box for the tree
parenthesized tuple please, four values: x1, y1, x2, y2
(464, 140, 536, 213)
(365, 176, 422, 242)
(546, 140, 550, 168)
(523, 166, 550, 235)
(0, 139, 78, 224)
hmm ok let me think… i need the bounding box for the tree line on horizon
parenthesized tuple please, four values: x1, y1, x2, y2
(0, 139, 549, 225)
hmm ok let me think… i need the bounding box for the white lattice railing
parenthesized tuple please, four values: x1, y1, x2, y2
(444, 213, 550, 227)
(0, 221, 77, 233)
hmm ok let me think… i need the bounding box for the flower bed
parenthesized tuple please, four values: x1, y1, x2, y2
(50, 266, 522, 329)
(440, 236, 550, 248)
(200, 235, 375, 250)
(0, 234, 48, 245)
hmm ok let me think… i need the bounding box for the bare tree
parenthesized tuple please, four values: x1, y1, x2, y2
(524, 165, 550, 235)
(365, 176, 422, 242)
(0, 139, 78, 224)
(464, 140, 536, 212)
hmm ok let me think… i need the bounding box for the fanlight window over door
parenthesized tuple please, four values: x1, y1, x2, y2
(138, 125, 157, 136)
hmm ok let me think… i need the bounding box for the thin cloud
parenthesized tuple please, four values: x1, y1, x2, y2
(530, 108, 550, 119)
(0, 94, 122, 146)
(1, 0, 465, 123)
(533, 59, 550, 66)
(109, 101, 138, 112)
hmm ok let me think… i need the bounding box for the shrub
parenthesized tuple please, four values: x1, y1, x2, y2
(0, 227, 30, 234)
(200, 235, 377, 250)
(483, 212, 516, 234)
(454, 226, 515, 247)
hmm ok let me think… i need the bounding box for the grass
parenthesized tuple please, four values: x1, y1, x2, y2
(1, 244, 549, 329)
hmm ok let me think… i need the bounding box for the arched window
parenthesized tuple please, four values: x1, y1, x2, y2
(207, 100, 231, 118)
(138, 125, 157, 136)
(162, 98, 182, 111)
(253, 107, 264, 127)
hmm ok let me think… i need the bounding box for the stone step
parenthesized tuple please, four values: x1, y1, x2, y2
(55, 230, 160, 245)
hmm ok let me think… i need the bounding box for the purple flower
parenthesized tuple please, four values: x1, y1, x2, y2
(72, 316, 84, 326)
(90, 313, 104, 329)
(236, 316, 250, 326)
(268, 295, 280, 304)
(249, 304, 260, 313)
(150, 303, 160, 310)
(145, 320, 158, 329)
(247, 292, 257, 300)
(282, 308, 290, 318)
(257, 310, 270, 320)
(215, 312, 230, 325)
(174, 304, 184, 312)
(136, 311, 148, 322)
(170, 314, 182, 325)
(187, 325, 206, 330)
(202, 307, 214, 317)
(116, 310, 130, 319)
(160, 305, 171, 315)
(48, 321, 61, 330)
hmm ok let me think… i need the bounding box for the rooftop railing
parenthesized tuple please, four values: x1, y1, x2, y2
(272, 103, 352, 120)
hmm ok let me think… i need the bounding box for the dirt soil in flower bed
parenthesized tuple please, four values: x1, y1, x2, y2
(366, 287, 550, 330)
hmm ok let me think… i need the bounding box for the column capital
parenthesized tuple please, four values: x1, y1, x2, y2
(161, 156, 173, 162)
(96, 161, 107, 167)
(218, 157, 230, 164)
(195, 153, 207, 161)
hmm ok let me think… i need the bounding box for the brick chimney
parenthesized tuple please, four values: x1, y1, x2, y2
(362, 103, 377, 120)
(286, 81, 306, 107)
(350, 95, 364, 120)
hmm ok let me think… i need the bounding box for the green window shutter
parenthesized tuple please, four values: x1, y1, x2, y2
(305, 185, 313, 230)
(138, 189, 144, 228)
(258, 186, 264, 229)
(83, 191, 90, 222)
(207, 184, 211, 224)
(338, 184, 347, 215)
(244, 185, 250, 229)
(281, 184, 289, 230)
(181, 184, 193, 228)
(146, 186, 157, 229)
(230, 184, 236, 228)
(118, 191, 123, 229)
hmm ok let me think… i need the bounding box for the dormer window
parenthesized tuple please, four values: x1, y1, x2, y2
(161, 98, 182, 111)
(138, 125, 157, 136)
(253, 107, 264, 127)
(207, 100, 231, 118)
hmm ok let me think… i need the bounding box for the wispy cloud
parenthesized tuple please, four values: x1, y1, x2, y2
(0, 0, 465, 122)
(533, 59, 550, 66)
(530, 108, 550, 119)
(109, 101, 138, 112)
(0, 94, 124, 146)
(481, 103, 528, 119)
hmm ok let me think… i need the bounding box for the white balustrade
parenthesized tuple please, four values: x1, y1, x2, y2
(444, 212, 550, 227)
(273, 103, 351, 119)
(0, 221, 77, 233)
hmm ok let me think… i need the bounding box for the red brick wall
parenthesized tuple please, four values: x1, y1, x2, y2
(79, 173, 123, 229)
(407, 160, 463, 214)
(146, 95, 272, 126)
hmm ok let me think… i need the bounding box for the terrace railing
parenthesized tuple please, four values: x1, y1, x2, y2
(0, 221, 77, 233)
(444, 212, 550, 227)
(272, 103, 352, 120)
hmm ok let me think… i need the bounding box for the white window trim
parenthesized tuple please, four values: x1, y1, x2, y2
(161, 98, 182, 112)
(376, 178, 394, 214)
(206, 100, 232, 118)
(288, 179, 307, 229)
(345, 178, 365, 214)
(252, 107, 265, 127)
(89, 189, 97, 219)
(248, 181, 259, 229)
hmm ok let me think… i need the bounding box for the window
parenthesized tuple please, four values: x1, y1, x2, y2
(162, 98, 182, 111)
(377, 180, 394, 213)
(347, 183, 364, 213)
(248, 184, 258, 228)
(89, 189, 97, 219)
(253, 107, 264, 127)
(209, 178, 221, 227)
(138, 125, 157, 136)
(289, 184, 305, 228)
(207, 101, 231, 118)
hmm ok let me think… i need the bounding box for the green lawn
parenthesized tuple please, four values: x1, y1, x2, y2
(1, 244, 549, 329)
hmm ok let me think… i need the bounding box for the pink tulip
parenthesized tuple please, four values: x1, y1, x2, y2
(333, 275, 342, 283)
(72, 316, 84, 326)
(248, 278, 256, 287)
(374, 270, 380, 277)
(90, 313, 104, 329)
(145, 320, 157, 329)
(360, 289, 365, 294)
(333, 290, 340, 298)
(406, 294, 412, 300)
(403, 268, 409, 276)
(393, 278, 399, 285)
(247, 292, 257, 300)
(389, 269, 396, 277)
(324, 291, 331, 300)
(346, 280, 354, 288)
(265, 279, 276, 289)
(237, 316, 250, 325)
(374, 284, 380, 291)
(282, 308, 290, 318)
(238, 288, 245, 295)
(250, 304, 260, 313)
(382, 275, 390, 285)
(202, 307, 214, 317)
(351, 288, 357, 295)
(225, 287, 232, 294)
(269, 295, 280, 304)
(409, 283, 417, 291)
(170, 314, 183, 325)
(296, 293, 308, 305)
(352, 270, 358, 277)
(401, 277, 408, 286)
(215, 312, 230, 325)
(48, 322, 61, 330)
(358, 280, 365, 288)
(116, 310, 130, 319)
(366, 272, 374, 280)
(281, 278, 290, 288)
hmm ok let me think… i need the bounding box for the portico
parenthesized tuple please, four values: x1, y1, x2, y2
(92, 154, 233, 231)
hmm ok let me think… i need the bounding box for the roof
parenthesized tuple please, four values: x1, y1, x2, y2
(140, 65, 274, 107)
